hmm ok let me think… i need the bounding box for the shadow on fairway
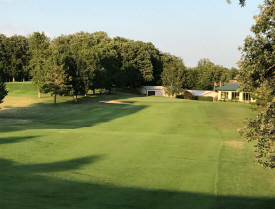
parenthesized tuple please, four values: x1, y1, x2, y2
(0, 135, 41, 145)
(1, 154, 274, 209)
(0, 137, 274, 209)
(0, 94, 147, 133)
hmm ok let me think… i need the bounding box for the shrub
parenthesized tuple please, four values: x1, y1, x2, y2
(182, 90, 195, 100)
(176, 94, 184, 99)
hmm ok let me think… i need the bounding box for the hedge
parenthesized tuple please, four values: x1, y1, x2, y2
(195, 96, 213, 102)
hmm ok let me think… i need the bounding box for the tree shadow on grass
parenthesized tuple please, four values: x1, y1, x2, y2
(1, 156, 274, 209)
(0, 94, 147, 133)
(1, 137, 274, 209)
(0, 136, 41, 145)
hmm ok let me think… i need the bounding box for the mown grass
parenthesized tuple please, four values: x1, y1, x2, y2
(0, 82, 274, 209)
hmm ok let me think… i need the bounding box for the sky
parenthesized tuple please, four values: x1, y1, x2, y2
(0, 0, 261, 68)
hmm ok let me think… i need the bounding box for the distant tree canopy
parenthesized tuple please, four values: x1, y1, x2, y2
(184, 59, 238, 90)
(0, 31, 238, 103)
(0, 34, 30, 82)
(161, 54, 186, 97)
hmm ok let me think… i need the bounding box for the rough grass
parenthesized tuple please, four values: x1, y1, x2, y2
(0, 82, 274, 209)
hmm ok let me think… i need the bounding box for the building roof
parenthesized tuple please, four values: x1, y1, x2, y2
(142, 86, 164, 90)
(215, 83, 240, 91)
(202, 91, 218, 97)
(187, 90, 212, 96)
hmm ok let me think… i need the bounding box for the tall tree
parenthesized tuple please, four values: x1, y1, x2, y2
(0, 79, 8, 104)
(237, 1, 275, 168)
(41, 50, 72, 104)
(28, 32, 51, 97)
(51, 35, 85, 101)
(69, 31, 111, 94)
(5, 35, 30, 82)
(117, 40, 153, 88)
(161, 54, 186, 97)
(0, 34, 8, 81)
(193, 59, 229, 90)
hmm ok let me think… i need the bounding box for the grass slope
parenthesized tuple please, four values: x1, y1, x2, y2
(0, 82, 274, 209)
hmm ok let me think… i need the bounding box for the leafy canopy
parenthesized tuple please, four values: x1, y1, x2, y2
(0, 79, 8, 104)
(238, 0, 275, 168)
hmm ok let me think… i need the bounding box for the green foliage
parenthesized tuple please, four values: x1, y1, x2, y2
(0, 34, 30, 81)
(0, 34, 9, 80)
(41, 51, 72, 104)
(251, 80, 274, 111)
(184, 59, 238, 90)
(0, 79, 8, 104)
(237, 1, 275, 168)
(161, 54, 186, 97)
(28, 32, 51, 90)
(115, 39, 154, 88)
(6, 35, 30, 81)
(237, 1, 275, 94)
(240, 100, 275, 168)
(226, 0, 246, 7)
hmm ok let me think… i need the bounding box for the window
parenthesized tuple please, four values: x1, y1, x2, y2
(221, 92, 228, 99)
(232, 92, 240, 100)
(243, 93, 251, 101)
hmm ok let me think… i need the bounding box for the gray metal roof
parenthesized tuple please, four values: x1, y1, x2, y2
(142, 86, 164, 90)
(187, 90, 212, 96)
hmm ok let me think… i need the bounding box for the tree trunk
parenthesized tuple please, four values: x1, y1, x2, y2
(12, 77, 15, 82)
(74, 95, 78, 103)
(38, 90, 41, 98)
(109, 87, 112, 95)
(93, 89, 95, 94)
(54, 94, 57, 104)
(23, 78, 25, 82)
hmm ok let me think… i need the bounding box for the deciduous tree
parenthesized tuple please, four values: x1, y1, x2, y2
(28, 32, 51, 97)
(5, 35, 30, 82)
(0, 79, 8, 104)
(161, 54, 186, 97)
(237, 1, 275, 168)
(41, 50, 72, 104)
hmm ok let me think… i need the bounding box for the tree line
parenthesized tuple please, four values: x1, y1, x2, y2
(0, 31, 238, 101)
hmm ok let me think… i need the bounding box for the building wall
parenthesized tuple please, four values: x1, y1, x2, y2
(139, 87, 147, 95)
(217, 90, 255, 102)
(154, 89, 166, 96)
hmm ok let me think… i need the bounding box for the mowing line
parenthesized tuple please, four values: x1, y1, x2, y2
(200, 103, 224, 197)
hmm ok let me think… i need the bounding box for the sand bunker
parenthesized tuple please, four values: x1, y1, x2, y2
(99, 100, 136, 105)
(224, 141, 244, 148)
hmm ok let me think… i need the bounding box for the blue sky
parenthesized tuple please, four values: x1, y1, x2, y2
(0, 0, 261, 68)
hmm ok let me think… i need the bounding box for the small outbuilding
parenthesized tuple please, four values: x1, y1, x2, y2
(139, 86, 168, 96)
(215, 83, 255, 102)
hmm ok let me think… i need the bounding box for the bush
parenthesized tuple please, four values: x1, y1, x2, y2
(182, 90, 195, 100)
(176, 94, 184, 99)
(195, 96, 213, 102)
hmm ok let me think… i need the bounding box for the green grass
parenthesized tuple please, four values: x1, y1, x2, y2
(0, 82, 274, 209)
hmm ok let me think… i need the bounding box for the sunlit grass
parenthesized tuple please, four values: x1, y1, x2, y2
(0, 82, 274, 209)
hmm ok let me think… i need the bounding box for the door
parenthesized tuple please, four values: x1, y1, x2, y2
(147, 91, 155, 96)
